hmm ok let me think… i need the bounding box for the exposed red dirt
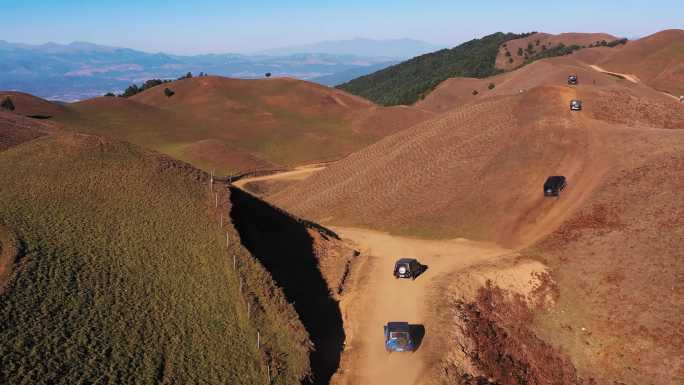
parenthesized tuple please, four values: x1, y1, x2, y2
(456, 284, 580, 385)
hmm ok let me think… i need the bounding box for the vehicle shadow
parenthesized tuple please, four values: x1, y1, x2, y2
(414, 264, 429, 280)
(410, 324, 426, 351)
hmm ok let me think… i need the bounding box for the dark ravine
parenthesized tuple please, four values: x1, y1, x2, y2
(228, 187, 345, 385)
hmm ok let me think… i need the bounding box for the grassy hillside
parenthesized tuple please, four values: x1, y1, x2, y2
(0, 132, 310, 384)
(599, 29, 684, 96)
(274, 80, 684, 383)
(337, 32, 527, 106)
(495, 32, 619, 70)
(52, 76, 431, 175)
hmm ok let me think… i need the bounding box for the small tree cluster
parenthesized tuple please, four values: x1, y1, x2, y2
(1, 96, 16, 111)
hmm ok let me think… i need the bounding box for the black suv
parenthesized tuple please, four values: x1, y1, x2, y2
(544, 176, 567, 197)
(568, 75, 578, 85)
(393, 258, 425, 279)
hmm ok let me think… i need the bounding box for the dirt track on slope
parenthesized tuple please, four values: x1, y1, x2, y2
(588, 64, 680, 101)
(233, 164, 327, 189)
(328, 227, 511, 385)
(588, 64, 640, 83)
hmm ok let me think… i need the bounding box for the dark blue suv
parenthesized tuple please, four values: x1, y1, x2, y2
(384, 322, 415, 352)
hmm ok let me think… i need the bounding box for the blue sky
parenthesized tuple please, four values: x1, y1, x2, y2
(0, 0, 681, 54)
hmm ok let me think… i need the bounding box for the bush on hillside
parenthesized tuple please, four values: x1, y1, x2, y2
(1, 96, 15, 111)
(104, 92, 115, 97)
(472, 90, 479, 95)
(606, 38, 628, 47)
(517, 47, 524, 56)
(524, 43, 581, 63)
(337, 32, 530, 106)
(164, 88, 175, 98)
(118, 78, 173, 98)
(488, 83, 495, 90)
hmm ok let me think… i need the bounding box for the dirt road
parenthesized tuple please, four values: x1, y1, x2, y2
(588, 64, 640, 83)
(332, 227, 510, 385)
(232, 164, 327, 190)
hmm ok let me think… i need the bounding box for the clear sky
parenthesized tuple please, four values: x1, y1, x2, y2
(1, 0, 681, 54)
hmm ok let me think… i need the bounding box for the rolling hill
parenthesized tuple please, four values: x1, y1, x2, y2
(597, 29, 684, 96)
(272, 64, 684, 384)
(495, 32, 618, 70)
(0, 121, 357, 384)
(51, 76, 433, 175)
(416, 50, 679, 114)
(337, 32, 528, 106)
(337, 31, 635, 107)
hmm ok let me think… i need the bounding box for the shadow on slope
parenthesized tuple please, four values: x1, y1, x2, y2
(229, 187, 344, 385)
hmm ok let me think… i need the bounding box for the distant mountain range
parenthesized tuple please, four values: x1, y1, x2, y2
(0, 39, 437, 101)
(258, 38, 443, 58)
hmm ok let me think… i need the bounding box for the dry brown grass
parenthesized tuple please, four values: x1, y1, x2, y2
(273, 76, 684, 384)
(598, 29, 684, 96)
(52, 76, 433, 175)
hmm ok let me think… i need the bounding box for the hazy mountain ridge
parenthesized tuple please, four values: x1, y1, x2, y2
(0, 40, 409, 101)
(258, 38, 442, 58)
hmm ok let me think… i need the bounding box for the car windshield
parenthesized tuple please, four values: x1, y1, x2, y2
(389, 332, 409, 345)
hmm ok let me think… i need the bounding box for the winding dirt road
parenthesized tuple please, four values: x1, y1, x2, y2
(588, 64, 640, 83)
(588, 64, 680, 101)
(232, 164, 327, 190)
(331, 227, 510, 385)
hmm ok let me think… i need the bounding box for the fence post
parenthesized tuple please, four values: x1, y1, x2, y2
(267, 363, 271, 384)
(220, 213, 223, 228)
(215, 193, 218, 208)
(226, 233, 230, 247)
(233, 254, 236, 269)
(257, 331, 260, 350)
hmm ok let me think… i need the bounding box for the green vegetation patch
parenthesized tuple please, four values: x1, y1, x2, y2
(337, 32, 530, 106)
(0, 135, 309, 384)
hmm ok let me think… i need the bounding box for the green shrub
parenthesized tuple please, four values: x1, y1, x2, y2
(1, 96, 15, 111)
(472, 90, 479, 95)
(488, 83, 495, 90)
